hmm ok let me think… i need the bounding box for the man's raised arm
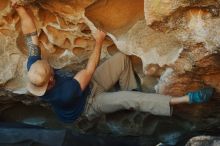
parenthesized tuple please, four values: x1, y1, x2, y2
(12, 0, 41, 70)
(74, 30, 106, 91)
(12, 0, 38, 43)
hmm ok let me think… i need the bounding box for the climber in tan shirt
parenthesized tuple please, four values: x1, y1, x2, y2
(11, 0, 214, 123)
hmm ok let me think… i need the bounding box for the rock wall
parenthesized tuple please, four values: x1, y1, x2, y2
(186, 136, 220, 146)
(0, 0, 220, 97)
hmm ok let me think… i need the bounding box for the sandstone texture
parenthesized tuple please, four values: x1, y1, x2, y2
(0, 0, 220, 98)
(1, 1, 220, 144)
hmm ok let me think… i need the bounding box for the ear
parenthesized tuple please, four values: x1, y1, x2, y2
(49, 75, 53, 81)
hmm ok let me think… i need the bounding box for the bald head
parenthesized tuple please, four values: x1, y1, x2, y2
(27, 60, 53, 96)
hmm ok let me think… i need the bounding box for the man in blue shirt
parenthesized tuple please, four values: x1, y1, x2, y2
(12, 1, 106, 123)
(12, 1, 214, 123)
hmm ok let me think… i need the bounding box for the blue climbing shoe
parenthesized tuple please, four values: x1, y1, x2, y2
(188, 87, 214, 104)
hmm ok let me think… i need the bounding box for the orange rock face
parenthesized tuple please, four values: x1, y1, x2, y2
(85, 0, 144, 36)
(0, 0, 220, 97)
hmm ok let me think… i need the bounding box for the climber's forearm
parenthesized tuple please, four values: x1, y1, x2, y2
(16, 6, 37, 35)
(73, 42, 103, 91)
(74, 30, 106, 91)
(85, 30, 106, 74)
(15, 6, 40, 57)
(86, 41, 102, 75)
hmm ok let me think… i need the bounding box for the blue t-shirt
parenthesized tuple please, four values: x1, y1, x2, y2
(27, 56, 90, 123)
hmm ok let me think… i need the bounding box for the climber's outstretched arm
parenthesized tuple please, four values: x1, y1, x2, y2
(74, 30, 106, 91)
(11, 0, 41, 70)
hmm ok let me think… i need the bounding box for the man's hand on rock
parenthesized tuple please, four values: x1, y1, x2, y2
(10, 0, 23, 9)
(95, 30, 106, 44)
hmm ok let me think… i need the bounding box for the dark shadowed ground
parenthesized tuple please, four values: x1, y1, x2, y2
(0, 90, 220, 146)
